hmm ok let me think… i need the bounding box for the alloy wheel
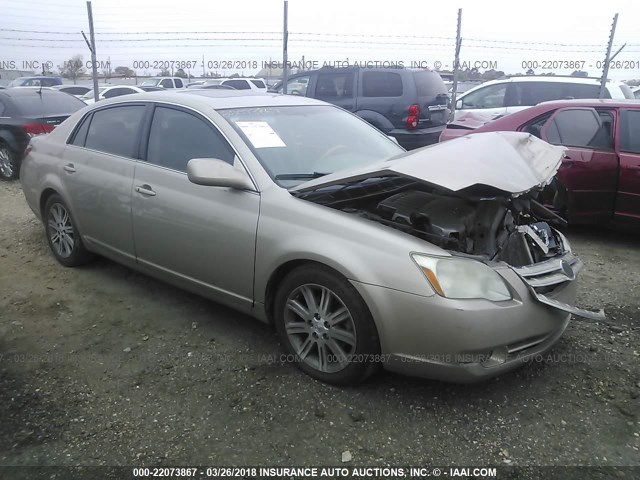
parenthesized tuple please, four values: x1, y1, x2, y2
(284, 284, 357, 373)
(48, 203, 75, 258)
(0, 146, 14, 178)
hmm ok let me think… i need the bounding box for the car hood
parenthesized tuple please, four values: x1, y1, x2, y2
(292, 131, 565, 197)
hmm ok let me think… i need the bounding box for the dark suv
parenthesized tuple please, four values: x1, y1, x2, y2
(273, 67, 451, 149)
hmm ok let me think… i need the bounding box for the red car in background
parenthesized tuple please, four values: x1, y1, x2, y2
(439, 100, 640, 229)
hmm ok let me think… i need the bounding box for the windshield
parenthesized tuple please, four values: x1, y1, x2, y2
(219, 105, 404, 187)
(140, 79, 161, 87)
(81, 87, 108, 99)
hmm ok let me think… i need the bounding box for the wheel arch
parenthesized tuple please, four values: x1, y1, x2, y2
(39, 187, 60, 219)
(264, 259, 326, 325)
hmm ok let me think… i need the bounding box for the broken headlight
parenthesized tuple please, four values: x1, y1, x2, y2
(411, 253, 512, 302)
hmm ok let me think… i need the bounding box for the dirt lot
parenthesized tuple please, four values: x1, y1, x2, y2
(0, 180, 639, 469)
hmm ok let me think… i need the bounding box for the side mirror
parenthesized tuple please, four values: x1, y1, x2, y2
(187, 158, 254, 190)
(455, 99, 462, 110)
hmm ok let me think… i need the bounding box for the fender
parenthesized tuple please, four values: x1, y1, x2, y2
(0, 128, 21, 153)
(354, 110, 395, 133)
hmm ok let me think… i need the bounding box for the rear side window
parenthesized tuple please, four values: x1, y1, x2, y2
(41, 78, 60, 87)
(251, 79, 266, 88)
(85, 105, 146, 157)
(224, 79, 251, 90)
(175, 79, 183, 88)
(567, 83, 609, 99)
(11, 92, 85, 116)
(362, 72, 403, 97)
(620, 110, 640, 153)
(544, 108, 612, 149)
(315, 72, 354, 99)
(61, 86, 89, 95)
(412, 71, 447, 97)
(70, 114, 92, 146)
(507, 82, 564, 106)
(146, 106, 235, 172)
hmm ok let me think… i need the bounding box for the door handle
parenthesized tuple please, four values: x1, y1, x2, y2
(63, 163, 76, 173)
(135, 184, 156, 196)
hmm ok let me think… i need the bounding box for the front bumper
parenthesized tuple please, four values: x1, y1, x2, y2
(350, 253, 598, 383)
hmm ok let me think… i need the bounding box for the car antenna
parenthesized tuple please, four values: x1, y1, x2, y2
(37, 66, 44, 95)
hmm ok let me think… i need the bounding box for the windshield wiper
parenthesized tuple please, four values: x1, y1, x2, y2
(274, 172, 330, 180)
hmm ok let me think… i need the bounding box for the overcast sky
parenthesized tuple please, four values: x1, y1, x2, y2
(2, 0, 640, 80)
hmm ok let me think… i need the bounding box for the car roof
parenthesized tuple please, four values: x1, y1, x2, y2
(95, 90, 329, 110)
(537, 98, 640, 107)
(14, 76, 61, 80)
(0, 88, 65, 97)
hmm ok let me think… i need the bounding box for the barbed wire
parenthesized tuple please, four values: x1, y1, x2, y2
(1, 27, 639, 47)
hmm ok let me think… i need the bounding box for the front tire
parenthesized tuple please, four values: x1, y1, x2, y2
(274, 265, 381, 386)
(0, 143, 18, 181)
(44, 194, 94, 267)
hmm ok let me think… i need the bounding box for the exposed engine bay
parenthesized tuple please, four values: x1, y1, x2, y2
(302, 180, 568, 267)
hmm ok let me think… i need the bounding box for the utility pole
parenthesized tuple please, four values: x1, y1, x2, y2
(282, 0, 289, 93)
(599, 13, 618, 99)
(450, 8, 463, 118)
(202, 54, 205, 78)
(83, 1, 99, 102)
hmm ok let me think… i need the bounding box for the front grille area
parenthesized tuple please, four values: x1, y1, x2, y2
(512, 252, 583, 294)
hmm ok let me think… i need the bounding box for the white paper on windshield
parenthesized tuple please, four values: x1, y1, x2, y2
(235, 121, 286, 148)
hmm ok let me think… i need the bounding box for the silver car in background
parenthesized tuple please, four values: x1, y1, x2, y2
(20, 91, 603, 385)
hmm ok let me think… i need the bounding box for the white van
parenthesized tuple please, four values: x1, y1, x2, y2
(453, 76, 634, 120)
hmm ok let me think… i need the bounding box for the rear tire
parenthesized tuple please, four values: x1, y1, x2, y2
(44, 194, 94, 267)
(0, 142, 18, 181)
(274, 264, 381, 386)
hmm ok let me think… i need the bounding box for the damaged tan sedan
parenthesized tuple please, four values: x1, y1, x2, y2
(20, 91, 603, 385)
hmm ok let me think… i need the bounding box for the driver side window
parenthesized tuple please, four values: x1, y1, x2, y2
(461, 84, 507, 109)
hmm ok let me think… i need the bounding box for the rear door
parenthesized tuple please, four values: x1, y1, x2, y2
(312, 71, 356, 112)
(131, 104, 260, 310)
(357, 71, 404, 129)
(615, 108, 640, 227)
(540, 107, 618, 224)
(62, 104, 146, 265)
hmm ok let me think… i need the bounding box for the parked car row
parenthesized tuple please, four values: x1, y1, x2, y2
(19, 89, 602, 386)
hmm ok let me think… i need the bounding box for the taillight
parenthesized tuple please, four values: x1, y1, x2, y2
(406, 104, 420, 130)
(22, 123, 54, 137)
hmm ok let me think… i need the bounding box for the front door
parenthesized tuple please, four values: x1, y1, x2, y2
(131, 105, 260, 310)
(541, 107, 619, 224)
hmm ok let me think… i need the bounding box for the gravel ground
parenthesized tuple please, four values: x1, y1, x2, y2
(0, 180, 639, 469)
